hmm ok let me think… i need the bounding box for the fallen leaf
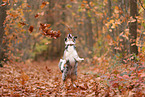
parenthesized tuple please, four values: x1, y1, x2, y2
(1, 2, 7, 6)
(40, 1, 49, 9)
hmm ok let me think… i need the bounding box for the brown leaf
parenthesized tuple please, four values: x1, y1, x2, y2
(35, 14, 39, 18)
(19, 22, 26, 25)
(112, 83, 119, 88)
(40, 1, 49, 9)
(39, 23, 61, 38)
(46, 66, 51, 73)
(29, 26, 34, 33)
(11, 93, 21, 97)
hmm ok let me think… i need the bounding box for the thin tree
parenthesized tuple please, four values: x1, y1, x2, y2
(129, 0, 138, 55)
(0, 0, 7, 65)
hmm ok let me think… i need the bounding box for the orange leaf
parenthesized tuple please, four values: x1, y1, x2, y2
(40, 1, 49, 9)
(81, 4, 85, 7)
(83, 1, 88, 3)
(46, 24, 51, 27)
(2, 0, 7, 2)
(27, 4, 31, 8)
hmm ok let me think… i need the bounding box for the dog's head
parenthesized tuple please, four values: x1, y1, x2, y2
(64, 34, 77, 45)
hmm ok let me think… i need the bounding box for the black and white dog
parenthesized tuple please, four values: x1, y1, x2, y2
(58, 34, 84, 88)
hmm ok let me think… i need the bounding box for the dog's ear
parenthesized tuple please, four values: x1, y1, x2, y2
(64, 38, 67, 41)
(74, 36, 77, 39)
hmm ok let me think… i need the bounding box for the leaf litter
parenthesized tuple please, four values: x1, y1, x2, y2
(0, 60, 145, 96)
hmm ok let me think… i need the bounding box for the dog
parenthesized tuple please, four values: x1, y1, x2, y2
(58, 34, 84, 88)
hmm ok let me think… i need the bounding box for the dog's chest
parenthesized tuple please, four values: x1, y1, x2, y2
(64, 46, 77, 65)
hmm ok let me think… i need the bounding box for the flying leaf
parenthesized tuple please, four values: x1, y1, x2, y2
(19, 22, 26, 25)
(45, 24, 51, 28)
(131, 43, 136, 46)
(128, 16, 136, 23)
(40, 1, 49, 9)
(39, 23, 61, 38)
(29, 26, 34, 33)
(35, 14, 39, 18)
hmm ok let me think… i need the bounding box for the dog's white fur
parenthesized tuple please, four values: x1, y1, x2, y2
(64, 46, 84, 62)
(60, 43, 84, 71)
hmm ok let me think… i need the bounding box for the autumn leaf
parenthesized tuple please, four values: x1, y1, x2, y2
(131, 43, 136, 46)
(19, 22, 26, 25)
(81, 4, 85, 7)
(29, 26, 34, 33)
(40, 1, 49, 9)
(35, 14, 39, 18)
(128, 16, 136, 23)
(27, 4, 31, 8)
(45, 24, 51, 28)
(2, 0, 8, 2)
(82, 1, 88, 3)
(1, 2, 7, 6)
(39, 23, 61, 38)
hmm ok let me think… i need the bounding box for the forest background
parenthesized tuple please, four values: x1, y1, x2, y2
(0, 0, 145, 96)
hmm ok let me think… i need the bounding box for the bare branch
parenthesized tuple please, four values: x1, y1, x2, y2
(139, 0, 145, 10)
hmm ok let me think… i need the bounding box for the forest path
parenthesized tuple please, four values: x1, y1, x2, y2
(0, 60, 101, 96)
(1, 60, 145, 96)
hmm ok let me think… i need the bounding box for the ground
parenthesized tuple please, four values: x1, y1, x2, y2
(0, 60, 145, 96)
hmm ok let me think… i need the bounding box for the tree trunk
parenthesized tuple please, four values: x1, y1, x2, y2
(0, 0, 7, 63)
(108, 0, 116, 54)
(85, 0, 94, 58)
(129, 0, 138, 55)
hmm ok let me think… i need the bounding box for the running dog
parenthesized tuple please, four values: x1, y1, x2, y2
(58, 34, 84, 88)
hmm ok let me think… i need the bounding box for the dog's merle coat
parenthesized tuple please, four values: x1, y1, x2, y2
(59, 34, 84, 87)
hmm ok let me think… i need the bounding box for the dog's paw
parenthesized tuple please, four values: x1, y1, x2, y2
(73, 84, 76, 88)
(80, 58, 84, 61)
(77, 57, 84, 62)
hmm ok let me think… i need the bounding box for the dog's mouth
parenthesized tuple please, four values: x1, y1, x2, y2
(65, 40, 75, 45)
(68, 44, 74, 46)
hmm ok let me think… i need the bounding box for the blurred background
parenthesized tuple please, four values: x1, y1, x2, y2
(0, 0, 145, 64)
